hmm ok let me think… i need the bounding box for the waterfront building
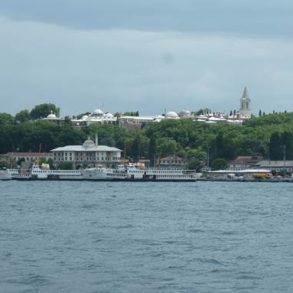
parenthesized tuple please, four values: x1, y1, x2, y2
(255, 160, 293, 173)
(229, 156, 263, 170)
(50, 138, 122, 168)
(160, 156, 185, 168)
(0, 152, 52, 168)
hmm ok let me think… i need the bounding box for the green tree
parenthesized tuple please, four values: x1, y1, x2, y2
(194, 108, 211, 115)
(15, 110, 30, 123)
(122, 111, 139, 116)
(148, 136, 157, 166)
(30, 103, 60, 120)
(269, 132, 282, 160)
(128, 133, 149, 161)
(157, 137, 177, 158)
(0, 113, 15, 126)
(76, 112, 91, 119)
(0, 161, 8, 169)
(281, 131, 293, 159)
(186, 158, 203, 171)
(211, 158, 228, 170)
(58, 162, 73, 170)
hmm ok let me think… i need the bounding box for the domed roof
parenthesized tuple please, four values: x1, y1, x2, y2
(47, 112, 57, 119)
(83, 138, 96, 149)
(81, 115, 89, 120)
(105, 112, 114, 118)
(166, 111, 179, 118)
(93, 108, 104, 115)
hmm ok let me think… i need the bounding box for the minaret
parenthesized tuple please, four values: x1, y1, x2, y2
(239, 86, 251, 118)
(95, 133, 98, 146)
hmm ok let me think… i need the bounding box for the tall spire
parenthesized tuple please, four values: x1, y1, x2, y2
(95, 133, 98, 146)
(241, 86, 250, 101)
(239, 86, 252, 118)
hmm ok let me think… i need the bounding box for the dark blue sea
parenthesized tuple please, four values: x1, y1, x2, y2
(1, 181, 293, 293)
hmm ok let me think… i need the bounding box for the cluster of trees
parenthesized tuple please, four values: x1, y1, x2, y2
(13, 103, 60, 123)
(1, 104, 293, 170)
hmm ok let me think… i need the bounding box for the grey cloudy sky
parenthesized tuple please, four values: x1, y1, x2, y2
(0, 0, 293, 116)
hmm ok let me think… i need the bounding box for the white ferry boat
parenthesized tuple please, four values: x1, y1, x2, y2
(0, 169, 12, 180)
(9, 168, 32, 180)
(124, 165, 198, 181)
(82, 164, 198, 182)
(30, 163, 83, 180)
(82, 166, 126, 181)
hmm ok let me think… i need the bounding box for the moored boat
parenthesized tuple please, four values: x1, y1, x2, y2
(0, 169, 12, 180)
(82, 166, 126, 181)
(82, 164, 198, 182)
(31, 164, 83, 180)
(124, 165, 198, 181)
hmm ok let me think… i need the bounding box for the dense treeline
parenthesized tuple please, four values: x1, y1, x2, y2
(1, 105, 293, 169)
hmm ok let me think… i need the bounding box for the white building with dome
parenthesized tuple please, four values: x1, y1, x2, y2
(165, 111, 180, 119)
(71, 108, 117, 126)
(51, 138, 122, 167)
(118, 111, 181, 128)
(42, 111, 63, 123)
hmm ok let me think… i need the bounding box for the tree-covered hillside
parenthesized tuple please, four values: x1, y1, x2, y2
(1, 106, 293, 168)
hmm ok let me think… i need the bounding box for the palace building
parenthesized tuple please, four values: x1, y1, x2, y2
(50, 138, 122, 168)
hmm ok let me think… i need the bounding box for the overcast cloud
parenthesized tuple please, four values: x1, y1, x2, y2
(0, 0, 293, 116)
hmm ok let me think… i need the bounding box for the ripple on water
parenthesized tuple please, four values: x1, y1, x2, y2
(1, 181, 293, 292)
(7, 273, 51, 287)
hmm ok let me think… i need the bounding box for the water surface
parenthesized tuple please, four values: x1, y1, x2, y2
(1, 181, 293, 292)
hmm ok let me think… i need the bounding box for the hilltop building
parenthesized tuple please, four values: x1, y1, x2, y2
(118, 115, 161, 129)
(41, 111, 63, 124)
(71, 108, 117, 126)
(68, 87, 252, 129)
(239, 87, 252, 118)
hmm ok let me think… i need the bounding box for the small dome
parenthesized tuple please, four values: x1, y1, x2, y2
(105, 112, 114, 118)
(47, 112, 57, 119)
(83, 138, 95, 149)
(81, 115, 89, 120)
(166, 111, 179, 118)
(93, 109, 104, 116)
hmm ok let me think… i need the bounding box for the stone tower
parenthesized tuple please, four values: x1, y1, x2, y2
(239, 87, 251, 118)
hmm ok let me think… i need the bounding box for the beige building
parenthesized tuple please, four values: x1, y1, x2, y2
(229, 156, 263, 170)
(160, 156, 185, 168)
(0, 152, 52, 167)
(51, 138, 122, 167)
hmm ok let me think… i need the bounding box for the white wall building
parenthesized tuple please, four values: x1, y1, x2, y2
(71, 108, 117, 126)
(51, 138, 122, 167)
